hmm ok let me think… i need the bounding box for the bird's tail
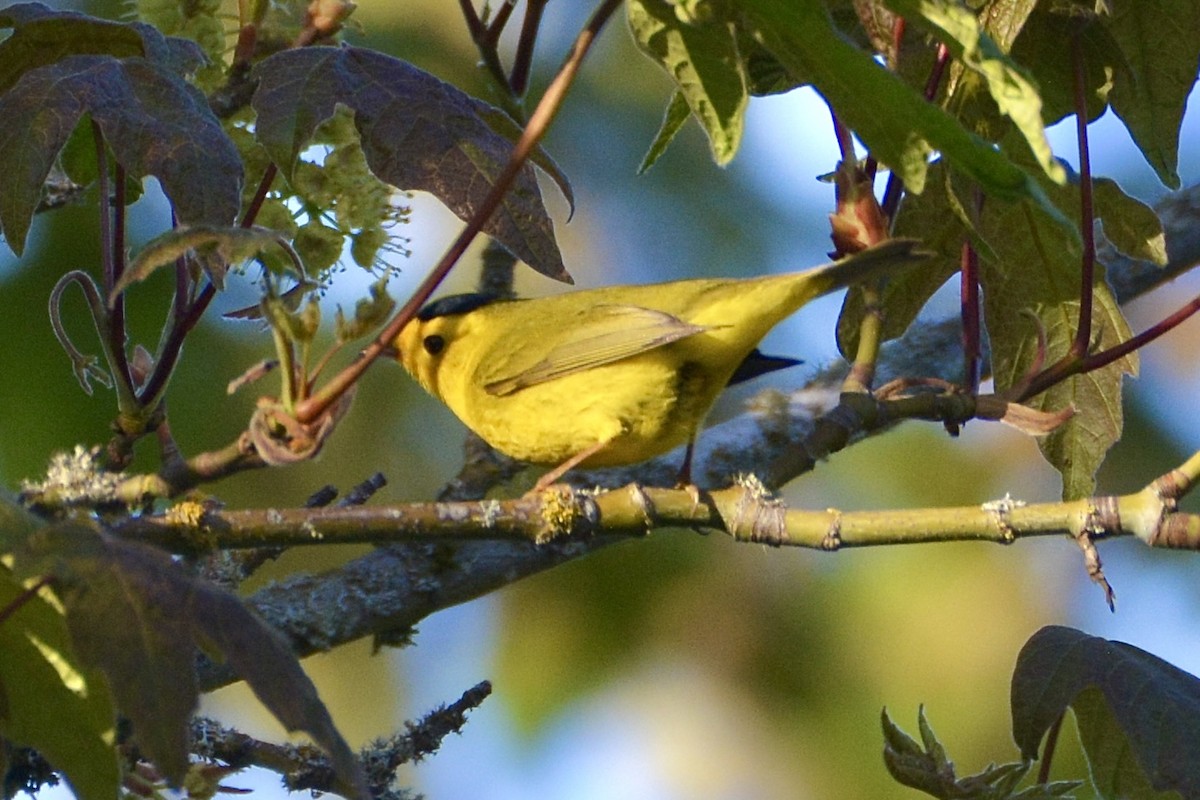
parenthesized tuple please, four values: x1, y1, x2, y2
(801, 238, 931, 300)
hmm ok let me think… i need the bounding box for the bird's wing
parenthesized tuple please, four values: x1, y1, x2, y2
(483, 304, 714, 397)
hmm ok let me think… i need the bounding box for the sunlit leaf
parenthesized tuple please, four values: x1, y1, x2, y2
(888, 0, 1064, 184)
(628, 0, 748, 166)
(638, 91, 691, 174)
(732, 0, 1062, 212)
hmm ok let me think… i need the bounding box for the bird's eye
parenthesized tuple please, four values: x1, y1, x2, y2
(423, 334, 446, 355)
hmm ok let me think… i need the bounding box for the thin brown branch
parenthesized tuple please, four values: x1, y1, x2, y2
(1037, 713, 1065, 784)
(241, 163, 278, 229)
(109, 161, 129, 380)
(0, 576, 53, 628)
(483, 0, 517, 47)
(93, 122, 133, 395)
(1019, 31, 1099, 400)
(1018, 283, 1200, 402)
(960, 188, 985, 394)
(1079, 291, 1200, 373)
(510, 0, 548, 96)
(1069, 30, 1096, 359)
(459, 0, 515, 94)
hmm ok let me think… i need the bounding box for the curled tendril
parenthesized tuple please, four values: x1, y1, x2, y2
(49, 270, 115, 396)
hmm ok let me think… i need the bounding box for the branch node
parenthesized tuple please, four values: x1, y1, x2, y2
(532, 487, 598, 544)
(820, 510, 843, 551)
(980, 493, 1025, 544)
(627, 483, 657, 527)
(723, 474, 788, 545)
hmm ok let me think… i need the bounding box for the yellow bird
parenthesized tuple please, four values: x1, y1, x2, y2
(395, 239, 927, 485)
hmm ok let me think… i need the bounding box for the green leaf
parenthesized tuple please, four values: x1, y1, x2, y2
(982, 201, 1134, 500)
(15, 523, 367, 796)
(638, 91, 691, 174)
(1010, 9, 1126, 125)
(837, 162, 986, 360)
(1092, 178, 1168, 266)
(350, 226, 388, 269)
(1073, 688, 1184, 800)
(0, 566, 118, 800)
(1012, 626, 1200, 799)
(335, 278, 395, 343)
(117, 225, 304, 297)
(261, 294, 321, 348)
(1106, 0, 1200, 189)
(0, 55, 242, 256)
(887, 0, 1065, 185)
(731, 0, 1065, 219)
(251, 46, 569, 282)
(839, 159, 1165, 364)
(294, 219, 345, 275)
(627, 0, 748, 166)
(882, 706, 1081, 798)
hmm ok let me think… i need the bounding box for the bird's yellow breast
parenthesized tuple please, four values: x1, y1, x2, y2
(399, 301, 729, 465)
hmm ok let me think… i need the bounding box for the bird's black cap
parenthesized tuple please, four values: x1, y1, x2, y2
(417, 292, 503, 321)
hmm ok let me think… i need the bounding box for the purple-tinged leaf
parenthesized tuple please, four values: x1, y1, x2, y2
(0, 55, 242, 256)
(1013, 626, 1200, 797)
(251, 46, 569, 282)
(0, 2, 204, 93)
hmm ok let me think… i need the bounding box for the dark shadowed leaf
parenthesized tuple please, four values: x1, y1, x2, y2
(0, 565, 118, 800)
(1013, 626, 1200, 798)
(1106, 0, 1200, 189)
(250, 46, 568, 282)
(15, 523, 366, 796)
(0, 2, 205, 93)
(1010, 9, 1126, 125)
(0, 55, 242, 256)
